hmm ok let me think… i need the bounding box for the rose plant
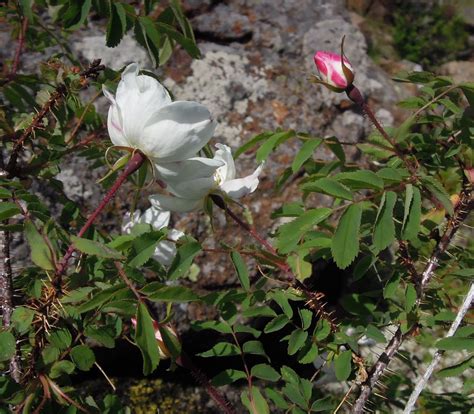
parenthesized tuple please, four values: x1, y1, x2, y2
(0, 2, 473, 414)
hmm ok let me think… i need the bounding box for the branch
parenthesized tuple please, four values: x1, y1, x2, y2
(403, 282, 474, 413)
(53, 151, 145, 292)
(5, 84, 67, 175)
(9, 17, 29, 79)
(0, 221, 21, 382)
(346, 84, 419, 176)
(113, 260, 236, 413)
(177, 353, 237, 414)
(4, 60, 105, 177)
(352, 184, 473, 413)
(211, 195, 338, 332)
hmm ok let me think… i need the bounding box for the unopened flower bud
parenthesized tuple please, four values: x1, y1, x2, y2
(131, 317, 179, 359)
(313, 50, 355, 92)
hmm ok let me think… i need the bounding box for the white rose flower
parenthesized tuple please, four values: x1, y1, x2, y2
(103, 63, 216, 163)
(121, 207, 183, 267)
(150, 144, 264, 212)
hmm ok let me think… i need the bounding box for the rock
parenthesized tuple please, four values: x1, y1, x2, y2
(375, 108, 394, 127)
(56, 156, 102, 203)
(438, 60, 474, 84)
(191, 4, 252, 43)
(328, 110, 366, 143)
(164, 43, 270, 146)
(73, 33, 150, 70)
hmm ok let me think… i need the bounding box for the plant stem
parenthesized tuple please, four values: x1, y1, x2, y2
(9, 17, 28, 79)
(114, 261, 144, 302)
(403, 282, 474, 414)
(211, 195, 338, 331)
(177, 353, 237, 414)
(352, 184, 473, 413)
(53, 151, 145, 290)
(113, 259, 236, 413)
(0, 223, 21, 382)
(5, 84, 67, 175)
(346, 84, 418, 175)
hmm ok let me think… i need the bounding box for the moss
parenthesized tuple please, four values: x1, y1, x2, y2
(125, 378, 204, 413)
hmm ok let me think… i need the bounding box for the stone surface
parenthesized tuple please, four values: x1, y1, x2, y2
(191, 4, 252, 42)
(439, 60, 474, 84)
(73, 33, 151, 70)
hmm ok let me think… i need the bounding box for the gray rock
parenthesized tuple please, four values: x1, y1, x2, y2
(439, 60, 474, 84)
(164, 43, 270, 146)
(191, 4, 252, 42)
(328, 110, 366, 143)
(73, 34, 150, 70)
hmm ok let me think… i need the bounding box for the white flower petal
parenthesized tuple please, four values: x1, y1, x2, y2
(156, 157, 223, 181)
(142, 101, 216, 162)
(153, 240, 177, 267)
(220, 164, 264, 199)
(107, 105, 128, 147)
(113, 64, 172, 150)
(214, 144, 236, 182)
(149, 194, 203, 213)
(155, 157, 222, 198)
(153, 229, 185, 268)
(122, 211, 142, 234)
(140, 208, 171, 230)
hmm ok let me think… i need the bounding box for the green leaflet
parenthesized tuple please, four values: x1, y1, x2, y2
(373, 191, 397, 252)
(135, 303, 160, 375)
(331, 203, 362, 269)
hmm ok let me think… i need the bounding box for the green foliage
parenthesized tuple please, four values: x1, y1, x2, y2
(0, 1, 472, 412)
(392, 1, 469, 68)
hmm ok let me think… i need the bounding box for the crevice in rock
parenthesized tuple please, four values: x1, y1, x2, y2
(193, 30, 253, 46)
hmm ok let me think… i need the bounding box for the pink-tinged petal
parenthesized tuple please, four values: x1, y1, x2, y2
(107, 105, 128, 147)
(313, 50, 354, 92)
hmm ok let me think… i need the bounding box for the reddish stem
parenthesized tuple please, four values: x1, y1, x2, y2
(211, 196, 291, 274)
(346, 84, 418, 175)
(54, 151, 145, 287)
(177, 353, 236, 414)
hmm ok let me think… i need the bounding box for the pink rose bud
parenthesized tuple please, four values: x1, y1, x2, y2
(313, 51, 355, 92)
(131, 317, 179, 359)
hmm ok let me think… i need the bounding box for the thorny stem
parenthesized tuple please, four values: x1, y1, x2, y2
(5, 84, 67, 175)
(25, 152, 145, 381)
(229, 326, 255, 410)
(211, 195, 338, 331)
(177, 353, 237, 414)
(346, 84, 418, 176)
(9, 17, 28, 79)
(403, 282, 474, 414)
(114, 261, 144, 302)
(53, 151, 146, 291)
(352, 184, 473, 413)
(113, 259, 236, 413)
(4, 60, 105, 177)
